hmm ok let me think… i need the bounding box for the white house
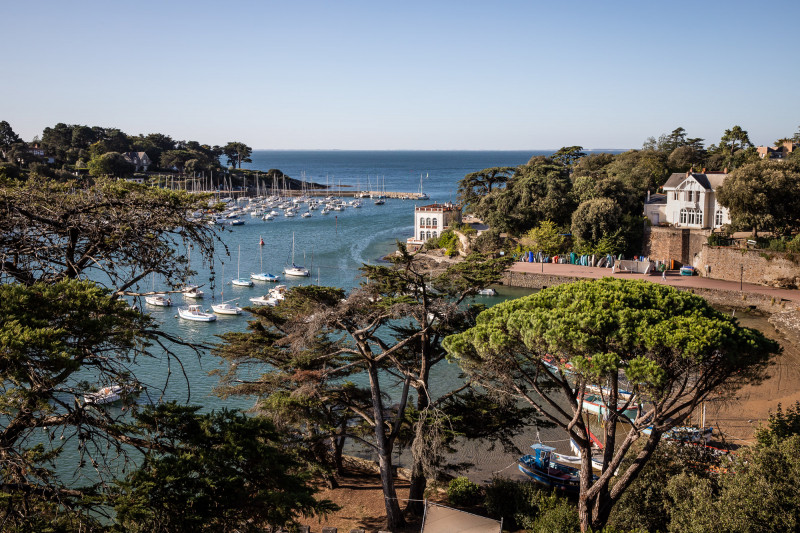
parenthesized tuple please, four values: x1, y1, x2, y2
(406, 202, 462, 250)
(645, 170, 730, 229)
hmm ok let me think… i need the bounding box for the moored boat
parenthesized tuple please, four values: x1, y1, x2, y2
(145, 294, 172, 307)
(83, 384, 138, 405)
(182, 285, 204, 299)
(581, 394, 639, 420)
(177, 304, 217, 322)
(518, 443, 596, 495)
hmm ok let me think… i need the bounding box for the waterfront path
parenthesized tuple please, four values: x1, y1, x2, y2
(509, 261, 800, 304)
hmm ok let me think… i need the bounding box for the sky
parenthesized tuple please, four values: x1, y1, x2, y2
(2, 0, 798, 150)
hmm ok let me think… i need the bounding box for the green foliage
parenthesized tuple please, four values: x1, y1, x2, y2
(571, 197, 622, 246)
(0, 161, 21, 179)
(113, 404, 337, 532)
(477, 157, 575, 235)
(523, 220, 567, 255)
(444, 278, 779, 532)
(472, 228, 505, 253)
(668, 435, 800, 533)
(457, 166, 515, 212)
(717, 160, 800, 236)
(708, 233, 733, 246)
(607, 441, 721, 532)
(483, 478, 578, 532)
(552, 145, 586, 168)
(447, 477, 482, 507)
(426, 229, 460, 255)
(87, 151, 135, 178)
(755, 401, 800, 447)
(222, 141, 253, 168)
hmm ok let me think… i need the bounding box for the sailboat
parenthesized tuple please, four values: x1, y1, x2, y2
(145, 273, 172, 306)
(418, 172, 429, 200)
(374, 176, 386, 205)
(283, 233, 310, 277)
(251, 237, 280, 282)
(231, 245, 254, 287)
(212, 264, 243, 315)
(181, 245, 204, 299)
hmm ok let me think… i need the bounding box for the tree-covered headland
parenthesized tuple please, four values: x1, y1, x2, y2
(458, 125, 800, 257)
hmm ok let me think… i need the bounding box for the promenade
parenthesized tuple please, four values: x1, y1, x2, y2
(509, 261, 800, 305)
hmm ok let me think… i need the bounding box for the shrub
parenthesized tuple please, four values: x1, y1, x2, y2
(447, 477, 482, 507)
(483, 477, 576, 531)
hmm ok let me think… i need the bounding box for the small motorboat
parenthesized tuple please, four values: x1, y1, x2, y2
(680, 265, 695, 276)
(83, 384, 138, 405)
(518, 443, 596, 495)
(177, 304, 217, 322)
(211, 301, 243, 315)
(477, 288, 497, 296)
(145, 294, 172, 307)
(251, 272, 280, 282)
(182, 285, 204, 299)
(249, 294, 278, 306)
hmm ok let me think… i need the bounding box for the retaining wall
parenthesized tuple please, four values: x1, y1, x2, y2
(695, 245, 800, 288)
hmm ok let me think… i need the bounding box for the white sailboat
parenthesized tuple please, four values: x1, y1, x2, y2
(418, 172, 430, 200)
(232, 245, 254, 287)
(212, 264, 243, 315)
(251, 237, 280, 282)
(283, 233, 310, 277)
(145, 273, 172, 306)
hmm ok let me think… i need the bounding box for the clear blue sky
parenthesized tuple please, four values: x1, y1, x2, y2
(3, 0, 798, 150)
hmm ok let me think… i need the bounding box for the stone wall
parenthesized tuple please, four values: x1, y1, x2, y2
(695, 245, 800, 288)
(643, 226, 709, 265)
(502, 271, 584, 290)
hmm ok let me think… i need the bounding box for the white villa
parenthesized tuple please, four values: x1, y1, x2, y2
(645, 170, 730, 229)
(406, 202, 462, 250)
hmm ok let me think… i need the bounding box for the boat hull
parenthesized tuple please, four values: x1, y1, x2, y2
(212, 303, 242, 315)
(178, 306, 217, 322)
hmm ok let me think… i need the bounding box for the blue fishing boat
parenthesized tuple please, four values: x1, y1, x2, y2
(518, 443, 596, 495)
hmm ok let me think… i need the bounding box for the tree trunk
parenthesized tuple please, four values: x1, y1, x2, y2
(406, 321, 432, 517)
(367, 363, 405, 530)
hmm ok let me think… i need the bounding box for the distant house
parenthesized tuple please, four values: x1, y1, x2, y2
(645, 170, 730, 229)
(406, 203, 462, 250)
(122, 151, 152, 172)
(28, 143, 55, 164)
(757, 141, 795, 160)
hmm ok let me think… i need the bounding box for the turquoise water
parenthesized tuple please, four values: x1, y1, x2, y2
(136, 151, 545, 409)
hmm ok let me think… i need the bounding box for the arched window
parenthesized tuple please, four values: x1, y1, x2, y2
(426, 231, 432, 240)
(680, 208, 687, 225)
(432, 231, 438, 239)
(715, 210, 724, 227)
(427, 217, 432, 226)
(432, 218, 438, 227)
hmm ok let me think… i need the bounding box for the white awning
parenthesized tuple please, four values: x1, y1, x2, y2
(420, 502, 502, 533)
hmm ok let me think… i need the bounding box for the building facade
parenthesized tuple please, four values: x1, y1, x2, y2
(122, 151, 152, 172)
(406, 203, 461, 250)
(644, 170, 730, 230)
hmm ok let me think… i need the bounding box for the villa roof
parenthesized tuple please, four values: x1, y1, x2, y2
(663, 171, 727, 191)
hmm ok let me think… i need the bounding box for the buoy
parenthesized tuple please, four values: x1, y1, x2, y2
(259, 236, 264, 246)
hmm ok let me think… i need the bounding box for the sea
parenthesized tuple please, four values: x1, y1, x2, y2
(135, 150, 548, 410)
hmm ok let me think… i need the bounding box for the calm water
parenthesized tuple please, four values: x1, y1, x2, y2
(135, 151, 545, 409)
